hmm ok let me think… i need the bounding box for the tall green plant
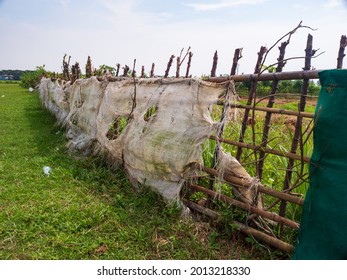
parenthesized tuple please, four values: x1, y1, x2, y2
(20, 65, 50, 89)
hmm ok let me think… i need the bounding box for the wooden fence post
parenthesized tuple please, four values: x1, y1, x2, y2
(115, 63, 120, 77)
(207, 48, 243, 207)
(150, 63, 155, 78)
(85, 56, 92, 78)
(279, 34, 314, 224)
(164, 55, 175, 78)
(210, 51, 218, 77)
(236, 46, 267, 161)
(185, 51, 193, 78)
(257, 41, 289, 179)
(337, 35, 347, 69)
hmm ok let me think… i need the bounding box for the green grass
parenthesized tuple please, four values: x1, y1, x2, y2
(0, 83, 277, 260)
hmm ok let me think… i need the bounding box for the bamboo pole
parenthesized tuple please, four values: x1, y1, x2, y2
(183, 199, 220, 220)
(100, 70, 320, 83)
(198, 164, 304, 205)
(206, 69, 320, 83)
(227, 103, 314, 118)
(210, 135, 311, 163)
(183, 199, 294, 253)
(189, 183, 300, 229)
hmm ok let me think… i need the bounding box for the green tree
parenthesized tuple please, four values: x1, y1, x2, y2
(308, 81, 320, 96)
(98, 65, 117, 76)
(20, 65, 50, 89)
(293, 80, 303, 93)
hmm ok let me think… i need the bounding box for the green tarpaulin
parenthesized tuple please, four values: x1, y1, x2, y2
(293, 69, 347, 260)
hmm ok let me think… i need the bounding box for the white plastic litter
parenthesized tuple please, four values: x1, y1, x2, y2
(43, 166, 52, 176)
(29, 87, 34, 92)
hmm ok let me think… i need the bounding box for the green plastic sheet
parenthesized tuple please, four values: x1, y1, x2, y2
(293, 69, 347, 260)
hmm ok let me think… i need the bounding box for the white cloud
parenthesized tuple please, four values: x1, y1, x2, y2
(57, 0, 71, 9)
(184, 0, 266, 11)
(98, 0, 138, 22)
(323, 0, 343, 7)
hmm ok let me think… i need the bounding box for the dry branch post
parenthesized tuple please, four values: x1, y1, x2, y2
(337, 35, 347, 69)
(279, 34, 314, 222)
(185, 51, 193, 78)
(176, 47, 191, 78)
(260, 21, 317, 73)
(176, 52, 182, 78)
(70, 62, 81, 84)
(236, 46, 267, 161)
(122, 65, 130, 77)
(85, 56, 92, 78)
(207, 48, 243, 206)
(115, 63, 120, 77)
(257, 41, 289, 179)
(62, 54, 71, 81)
(210, 51, 218, 77)
(212, 48, 243, 162)
(230, 48, 243, 75)
(164, 55, 175, 78)
(150, 63, 155, 78)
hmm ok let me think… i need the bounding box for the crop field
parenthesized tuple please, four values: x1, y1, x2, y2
(0, 82, 282, 260)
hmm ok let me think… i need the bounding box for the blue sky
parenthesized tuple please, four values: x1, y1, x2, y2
(1, 0, 346, 75)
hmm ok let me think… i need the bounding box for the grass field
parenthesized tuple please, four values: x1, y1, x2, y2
(0, 82, 277, 260)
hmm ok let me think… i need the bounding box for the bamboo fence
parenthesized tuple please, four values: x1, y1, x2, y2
(182, 33, 346, 253)
(57, 29, 346, 254)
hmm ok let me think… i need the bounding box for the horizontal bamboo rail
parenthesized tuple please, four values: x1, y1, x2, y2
(210, 136, 311, 164)
(183, 199, 294, 253)
(189, 183, 300, 229)
(197, 164, 304, 205)
(222, 103, 315, 119)
(206, 69, 320, 83)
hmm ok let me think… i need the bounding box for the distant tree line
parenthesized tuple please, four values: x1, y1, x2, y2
(0, 70, 26, 80)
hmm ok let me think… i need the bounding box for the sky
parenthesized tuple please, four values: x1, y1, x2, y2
(0, 0, 347, 76)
